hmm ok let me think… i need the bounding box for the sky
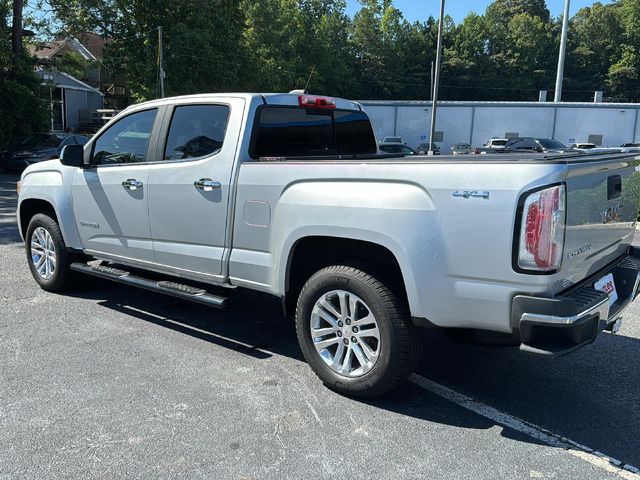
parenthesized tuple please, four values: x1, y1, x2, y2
(345, 0, 615, 23)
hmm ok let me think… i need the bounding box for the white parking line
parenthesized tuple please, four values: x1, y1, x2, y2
(409, 374, 640, 479)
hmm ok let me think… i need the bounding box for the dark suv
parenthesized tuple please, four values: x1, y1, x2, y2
(505, 137, 574, 154)
(1, 133, 88, 172)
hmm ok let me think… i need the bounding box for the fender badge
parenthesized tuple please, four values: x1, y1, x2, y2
(452, 190, 490, 199)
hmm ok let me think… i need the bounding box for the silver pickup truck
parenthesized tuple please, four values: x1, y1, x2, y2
(16, 92, 640, 397)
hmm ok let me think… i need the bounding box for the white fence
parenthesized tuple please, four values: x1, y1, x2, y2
(359, 100, 640, 152)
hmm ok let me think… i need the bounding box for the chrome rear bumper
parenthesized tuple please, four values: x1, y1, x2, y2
(512, 247, 640, 357)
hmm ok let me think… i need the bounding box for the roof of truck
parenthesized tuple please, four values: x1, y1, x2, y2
(122, 93, 362, 113)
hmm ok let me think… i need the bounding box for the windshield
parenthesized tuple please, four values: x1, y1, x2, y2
(21, 134, 61, 148)
(537, 138, 566, 149)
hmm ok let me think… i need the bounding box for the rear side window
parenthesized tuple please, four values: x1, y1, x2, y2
(252, 107, 377, 158)
(164, 104, 230, 160)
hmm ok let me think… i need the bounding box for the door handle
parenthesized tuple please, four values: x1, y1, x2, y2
(194, 178, 221, 192)
(122, 178, 143, 190)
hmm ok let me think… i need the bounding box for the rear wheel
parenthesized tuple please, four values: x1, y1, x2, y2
(295, 265, 422, 398)
(25, 213, 76, 292)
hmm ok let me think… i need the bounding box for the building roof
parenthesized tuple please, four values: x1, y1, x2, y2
(36, 69, 104, 96)
(75, 32, 107, 60)
(358, 99, 640, 109)
(28, 33, 107, 62)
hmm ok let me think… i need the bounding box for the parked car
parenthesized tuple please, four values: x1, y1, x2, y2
(450, 143, 473, 155)
(570, 142, 621, 154)
(620, 143, 640, 153)
(378, 142, 417, 156)
(381, 136, 404, 144)
(569, 142, 597, 149)
(476, 138, 510, 154)
(1, 133, 88, 172)
(17, 92, 640, 398)
(416, 142, 440, 155)
(506, 137, 575, 154)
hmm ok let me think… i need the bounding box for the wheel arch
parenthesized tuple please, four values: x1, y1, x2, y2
(18, 195, 80, 249)
(281, 232, 418, 319)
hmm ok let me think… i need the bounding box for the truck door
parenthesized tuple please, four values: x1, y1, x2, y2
(71, 108, 160, 263)
(146, 99, 244, 279)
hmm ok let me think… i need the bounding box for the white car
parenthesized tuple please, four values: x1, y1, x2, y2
(381, 136, 404, 144)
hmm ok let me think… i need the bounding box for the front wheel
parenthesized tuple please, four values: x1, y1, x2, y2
(295, 266, 422, 398)
(25, 213, 76, 292)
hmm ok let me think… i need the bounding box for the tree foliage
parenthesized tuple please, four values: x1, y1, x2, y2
(24, 0, 640, 103)
(0, 0, 48, 149)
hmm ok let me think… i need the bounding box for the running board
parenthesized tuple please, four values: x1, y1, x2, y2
(70, 262, 228, 309)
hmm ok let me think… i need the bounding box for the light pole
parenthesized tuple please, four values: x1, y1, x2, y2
(554, 0, 570, 102)
(429, 0, 445, 155)
(158, 26, 165, 98)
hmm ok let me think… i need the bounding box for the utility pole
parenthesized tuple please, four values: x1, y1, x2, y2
(430, 61, 434, 100)
(158, 26, 165, 98)
(554, 0, 570, 102)
(11, 0, 24, 65)
(428, 0, 445, 155)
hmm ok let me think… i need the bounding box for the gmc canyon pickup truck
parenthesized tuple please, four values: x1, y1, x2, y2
(17, 92, 640, 397)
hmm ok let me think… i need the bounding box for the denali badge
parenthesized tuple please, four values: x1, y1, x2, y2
(567, 244, 592, 258)
(602, 204, 623, 224)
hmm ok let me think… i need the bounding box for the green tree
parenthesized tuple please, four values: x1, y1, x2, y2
(45, 0, 246, 101)
(241, 0, 357, 96)
(52, 50, 98, 80)
(564, 2, 623, 100)
(0, 0, 48, 149)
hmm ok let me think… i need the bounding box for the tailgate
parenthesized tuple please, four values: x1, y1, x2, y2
(559, 153, 640, 289)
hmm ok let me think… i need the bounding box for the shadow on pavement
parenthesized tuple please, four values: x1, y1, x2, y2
(64, 276, 639, 467)
(419, 327, 640, 468)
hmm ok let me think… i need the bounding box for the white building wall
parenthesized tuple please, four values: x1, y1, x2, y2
(360, 100, 640, 152)
(362, 106, 396, 141)
(471, 107, 555, 147)
(554, 108, 636, 147)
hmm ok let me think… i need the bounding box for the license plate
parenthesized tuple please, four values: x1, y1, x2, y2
(594, 273, 618, 307)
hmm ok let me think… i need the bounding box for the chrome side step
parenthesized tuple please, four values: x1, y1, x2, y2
(70, 262, 228, 309)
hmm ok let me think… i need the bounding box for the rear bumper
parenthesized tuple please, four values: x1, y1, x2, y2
(512, 247, 640, 357)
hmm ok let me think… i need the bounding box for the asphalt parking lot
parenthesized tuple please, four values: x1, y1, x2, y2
(1, 171, 639, 479)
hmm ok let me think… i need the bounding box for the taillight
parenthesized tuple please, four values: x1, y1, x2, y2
(517, 184, 566, 272)
(298, 95, 336, 109)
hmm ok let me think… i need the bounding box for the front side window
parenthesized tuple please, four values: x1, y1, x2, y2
(92, 109, 157, 165)
(163, 105, 230, 161)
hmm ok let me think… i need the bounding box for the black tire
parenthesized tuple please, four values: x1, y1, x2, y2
(295, 265, 422, 398)
(25, 213, 76, 292)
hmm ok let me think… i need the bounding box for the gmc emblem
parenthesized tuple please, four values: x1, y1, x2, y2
(602, 204, 623, 224)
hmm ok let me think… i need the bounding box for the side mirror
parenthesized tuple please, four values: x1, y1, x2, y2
(60, 144, 85, 167)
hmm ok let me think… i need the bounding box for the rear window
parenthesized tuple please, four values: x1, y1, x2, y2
(538, 138, 566, 149)
(251, 107, 377, 158)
